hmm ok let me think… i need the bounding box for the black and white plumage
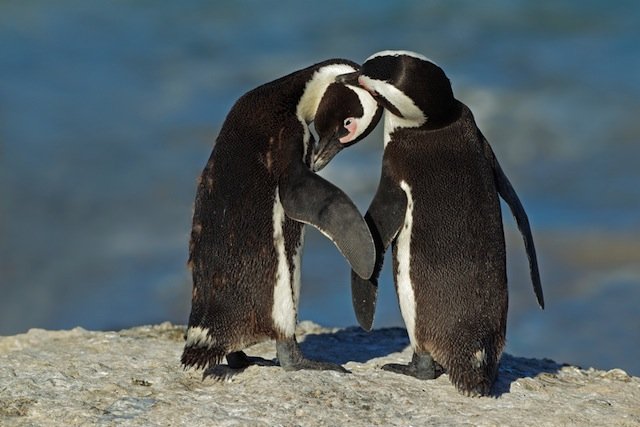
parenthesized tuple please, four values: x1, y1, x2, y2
(339, 50, 544, 396)
(182, 59, 382, 375)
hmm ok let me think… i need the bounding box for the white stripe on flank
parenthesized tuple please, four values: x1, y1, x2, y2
(396, 180, 417, 348)
(185, 326, 214, 348)
(271, 189, 296, 337)
(291, 228, 305, 314)
(472, 349, 487, 368)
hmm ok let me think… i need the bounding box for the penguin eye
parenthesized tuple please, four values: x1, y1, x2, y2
(343, 118, 353, 127)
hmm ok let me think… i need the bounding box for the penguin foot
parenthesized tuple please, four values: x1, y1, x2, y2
(202, 351, 277, 381)
(382, 352, 444, 380)
(276, 338, 349, 373)
(225, 351, 255, 369)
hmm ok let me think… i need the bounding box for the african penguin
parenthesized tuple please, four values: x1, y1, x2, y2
(338, 50, 544, 396)
(182, 59, 382, 376)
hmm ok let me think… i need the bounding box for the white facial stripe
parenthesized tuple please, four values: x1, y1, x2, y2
(396, 180, 417, 349)
(365, 49, 438, 66)
(358, 75, 425, 147)
(272, 189, 295, 337)
(346, 84, 379, 141)
(383, 111, 395, 147)
(358, 76, 424, 122)
(296, 63, 358, 124)
(301, 124, 310, 161)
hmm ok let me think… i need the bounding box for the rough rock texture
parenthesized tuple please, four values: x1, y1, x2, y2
(1, 322, 638, 426)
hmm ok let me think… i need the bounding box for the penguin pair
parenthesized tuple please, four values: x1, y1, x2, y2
(335, 51, 544, 396)
(181, 59, 382, 376)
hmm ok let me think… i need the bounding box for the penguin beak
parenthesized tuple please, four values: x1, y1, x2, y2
(312, 136, 342, 172)
(335, 71, 361, 85)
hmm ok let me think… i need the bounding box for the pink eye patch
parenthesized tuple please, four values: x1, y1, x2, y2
(339, 119, 358, 143)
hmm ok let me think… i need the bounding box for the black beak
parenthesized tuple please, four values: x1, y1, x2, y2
(312, 136, 342, 172)
(335, 71, 361, 85)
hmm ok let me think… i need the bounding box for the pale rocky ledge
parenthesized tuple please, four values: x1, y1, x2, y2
(1, 322, 638, 426)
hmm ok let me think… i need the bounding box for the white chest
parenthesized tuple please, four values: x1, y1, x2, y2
(395, 180, 418, 347)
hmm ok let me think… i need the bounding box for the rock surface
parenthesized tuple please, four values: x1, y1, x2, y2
(1, 322, 638, 426)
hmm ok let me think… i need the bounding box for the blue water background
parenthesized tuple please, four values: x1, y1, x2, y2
(1, 1, 639, 375)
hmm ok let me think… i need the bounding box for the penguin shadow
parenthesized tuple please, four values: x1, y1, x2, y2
(300, 327, 564, 397)
(199, 327, 563, 397)
(199, 328, 407, 381)
(298, 326, 411, 365)
(202, 355, 278, 382)
(491, 353, 564, 397)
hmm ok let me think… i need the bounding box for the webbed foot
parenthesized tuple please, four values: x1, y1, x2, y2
(203, 351, 276, 381)
(382, 351, 444, 380)
(276, 338, 349, 373)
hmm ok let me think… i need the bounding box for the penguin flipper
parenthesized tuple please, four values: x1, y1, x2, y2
(351, 167, 408, 330)
(279, 162, 375, 280)
(482, 137, 545, 309)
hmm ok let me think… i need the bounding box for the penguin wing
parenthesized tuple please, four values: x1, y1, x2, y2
(351, 167, 408, 330)
(279, 161, 375, 280)
(482, 136, 545, 309)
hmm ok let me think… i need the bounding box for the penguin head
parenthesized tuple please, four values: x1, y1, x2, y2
(338, 50, 456, 129)
(312, 82, 382, 171)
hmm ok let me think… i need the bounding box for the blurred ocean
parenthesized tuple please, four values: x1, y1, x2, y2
(1, 1, 639, 375)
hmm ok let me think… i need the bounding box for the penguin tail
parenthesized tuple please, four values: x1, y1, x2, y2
(446, 347, 500, 397)
(181, 344, 226, 371)
(180, 326, 227, 370)
(436, 332, 503, 397)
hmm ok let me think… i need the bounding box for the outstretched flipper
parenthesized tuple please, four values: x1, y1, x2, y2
(351, 166, 407, 330)
(279, 160, 375, 279)
(482, 137, 545, 309)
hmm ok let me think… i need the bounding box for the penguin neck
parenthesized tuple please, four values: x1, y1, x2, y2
(383, 100, 464, 146)
(296, 63, 357, 124)
(419, 97, 459, 130)
(383, 111, 425, 147)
